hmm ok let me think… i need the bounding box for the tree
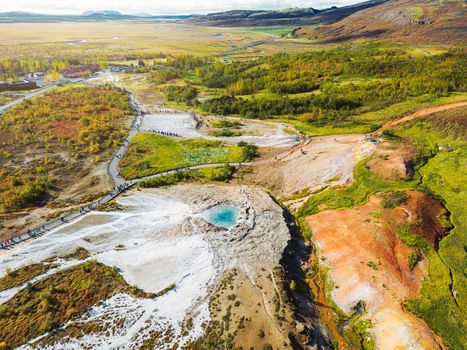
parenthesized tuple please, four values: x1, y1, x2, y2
(46, 71, 61, 81)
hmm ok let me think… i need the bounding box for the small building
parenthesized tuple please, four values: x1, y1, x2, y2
(0, 80, 37, 92)
(60, 64, 100, 78)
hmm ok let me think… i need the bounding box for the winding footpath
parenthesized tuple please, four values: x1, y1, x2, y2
(0, 90, 252, 250)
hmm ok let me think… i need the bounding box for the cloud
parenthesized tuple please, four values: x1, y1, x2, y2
(0, 0, 362, 15)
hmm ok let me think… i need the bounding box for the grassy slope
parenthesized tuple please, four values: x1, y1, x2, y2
(297, 107, 467, 349)
(0, 262, 58, 292)
(280, 93, 467, 136)
(119, 133, 246, 179)
(168, 90, 467, 136)
(164, 44, 466, 137)
(298, 0, 466, 45)
(393, 109, 467, 349)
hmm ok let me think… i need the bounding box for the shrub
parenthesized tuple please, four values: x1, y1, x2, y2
(238, 142, 258, 161)
(210, 120, 241, 129)
(201, 165, 234, 181)
(397, 225, 429, 251)
(289, 280, 297, 291)
(408, 252, 419, 270)
(381, 191, 409, 208)
(209, 128, 241, 137)
(165, 84, 199, 106)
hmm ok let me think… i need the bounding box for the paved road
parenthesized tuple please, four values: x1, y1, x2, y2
(107, 92, 148, 187)
(0, 84, 58, 114)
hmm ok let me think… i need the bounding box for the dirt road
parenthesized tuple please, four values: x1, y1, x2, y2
(377, 101, 467, 132)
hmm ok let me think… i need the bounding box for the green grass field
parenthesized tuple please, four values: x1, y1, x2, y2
(119, 133, 248, 179)
(241, 26, 299, 36)
(138, 165, 234, 188)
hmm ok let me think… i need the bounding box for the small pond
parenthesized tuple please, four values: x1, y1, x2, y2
(201, 205, 239, 229)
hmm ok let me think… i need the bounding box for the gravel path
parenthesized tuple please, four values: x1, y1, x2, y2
(376, 101, 467, 132)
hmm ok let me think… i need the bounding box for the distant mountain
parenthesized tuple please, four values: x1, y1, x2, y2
(0, 10, 191, 23)
(81, 10, 133, 20)
(0, 2, 388, 25)
(298, 0, 467, 44)
(82, 10, 124, 17)
(187, 0, 387, 27)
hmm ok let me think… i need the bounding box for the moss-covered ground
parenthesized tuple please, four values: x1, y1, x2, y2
(119, 133, 250, 179)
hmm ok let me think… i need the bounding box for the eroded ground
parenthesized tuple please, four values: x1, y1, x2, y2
(240, 134, 376, 208)
(306, 191, 446, 350)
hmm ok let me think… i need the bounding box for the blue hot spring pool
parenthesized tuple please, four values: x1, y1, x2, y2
(201, 205, 240, 229)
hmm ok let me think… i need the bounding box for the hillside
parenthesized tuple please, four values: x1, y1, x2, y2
(187, 0, 387, 27)
(298, 0, 467, 44)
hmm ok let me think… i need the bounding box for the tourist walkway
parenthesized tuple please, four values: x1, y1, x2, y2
(0, 88, 252, 250)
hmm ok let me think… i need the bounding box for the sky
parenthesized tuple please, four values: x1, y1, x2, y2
(0, 0, 362, 15)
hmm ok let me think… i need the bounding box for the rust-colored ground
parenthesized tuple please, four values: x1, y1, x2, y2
(50, 119, 80, 139)
(368, 143, 415, 181)
(306, 191, 445, 350)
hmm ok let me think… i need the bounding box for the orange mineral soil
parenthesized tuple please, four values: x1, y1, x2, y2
(306, 191, 445, 349)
